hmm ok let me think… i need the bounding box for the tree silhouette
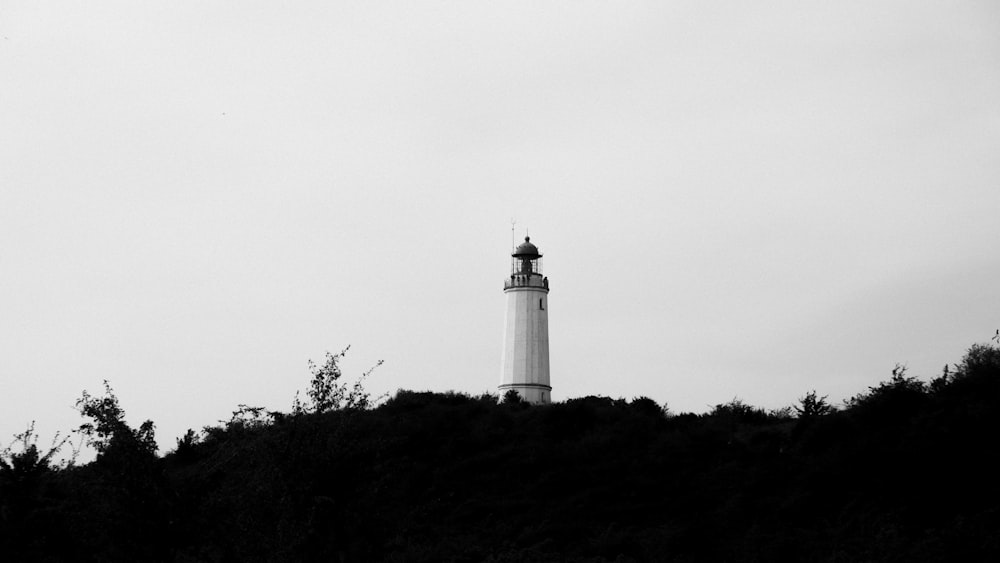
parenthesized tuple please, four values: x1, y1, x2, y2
(794, 390, 833, 419)
(294, 346, 384, 414)
(502, 389, 524, 405)
(75, 381, 156, 457)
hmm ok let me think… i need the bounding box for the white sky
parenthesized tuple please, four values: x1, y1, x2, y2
(2, 1, 999, 454)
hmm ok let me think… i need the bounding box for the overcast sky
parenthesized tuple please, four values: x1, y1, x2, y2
(2, 1, 999, 454)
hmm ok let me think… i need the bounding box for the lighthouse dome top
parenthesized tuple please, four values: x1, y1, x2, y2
(512, 236, 541, 258)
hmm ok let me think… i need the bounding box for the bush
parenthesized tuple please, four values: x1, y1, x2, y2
(76, 381, 157, 458)
(293, 346, 384, 414)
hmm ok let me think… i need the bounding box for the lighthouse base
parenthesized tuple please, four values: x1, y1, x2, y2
(498, 383, 552, 405)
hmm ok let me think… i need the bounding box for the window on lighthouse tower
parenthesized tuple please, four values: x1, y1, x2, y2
(539, 298, 544, 310)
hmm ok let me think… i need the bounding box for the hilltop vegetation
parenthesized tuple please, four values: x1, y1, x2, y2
(2, 343, 999, 562)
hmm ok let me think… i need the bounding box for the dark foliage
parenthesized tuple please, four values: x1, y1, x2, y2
(502, 388, 525, 405)
(794, 391, 834, 419)
(294, 346, 385, 415)
(2, 343, 999, 561)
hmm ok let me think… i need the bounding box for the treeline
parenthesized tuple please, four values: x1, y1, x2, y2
(2, 343, 999, 562)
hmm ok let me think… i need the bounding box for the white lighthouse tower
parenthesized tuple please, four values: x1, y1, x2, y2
(500, 236, 551, 404)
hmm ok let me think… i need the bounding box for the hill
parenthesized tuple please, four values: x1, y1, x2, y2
(2, 343, 999, 562)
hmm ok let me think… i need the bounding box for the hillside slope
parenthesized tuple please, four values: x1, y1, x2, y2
(2, 344, 999, 562)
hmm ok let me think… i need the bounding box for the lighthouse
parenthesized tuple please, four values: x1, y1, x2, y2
(500, 236, 551, 404)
